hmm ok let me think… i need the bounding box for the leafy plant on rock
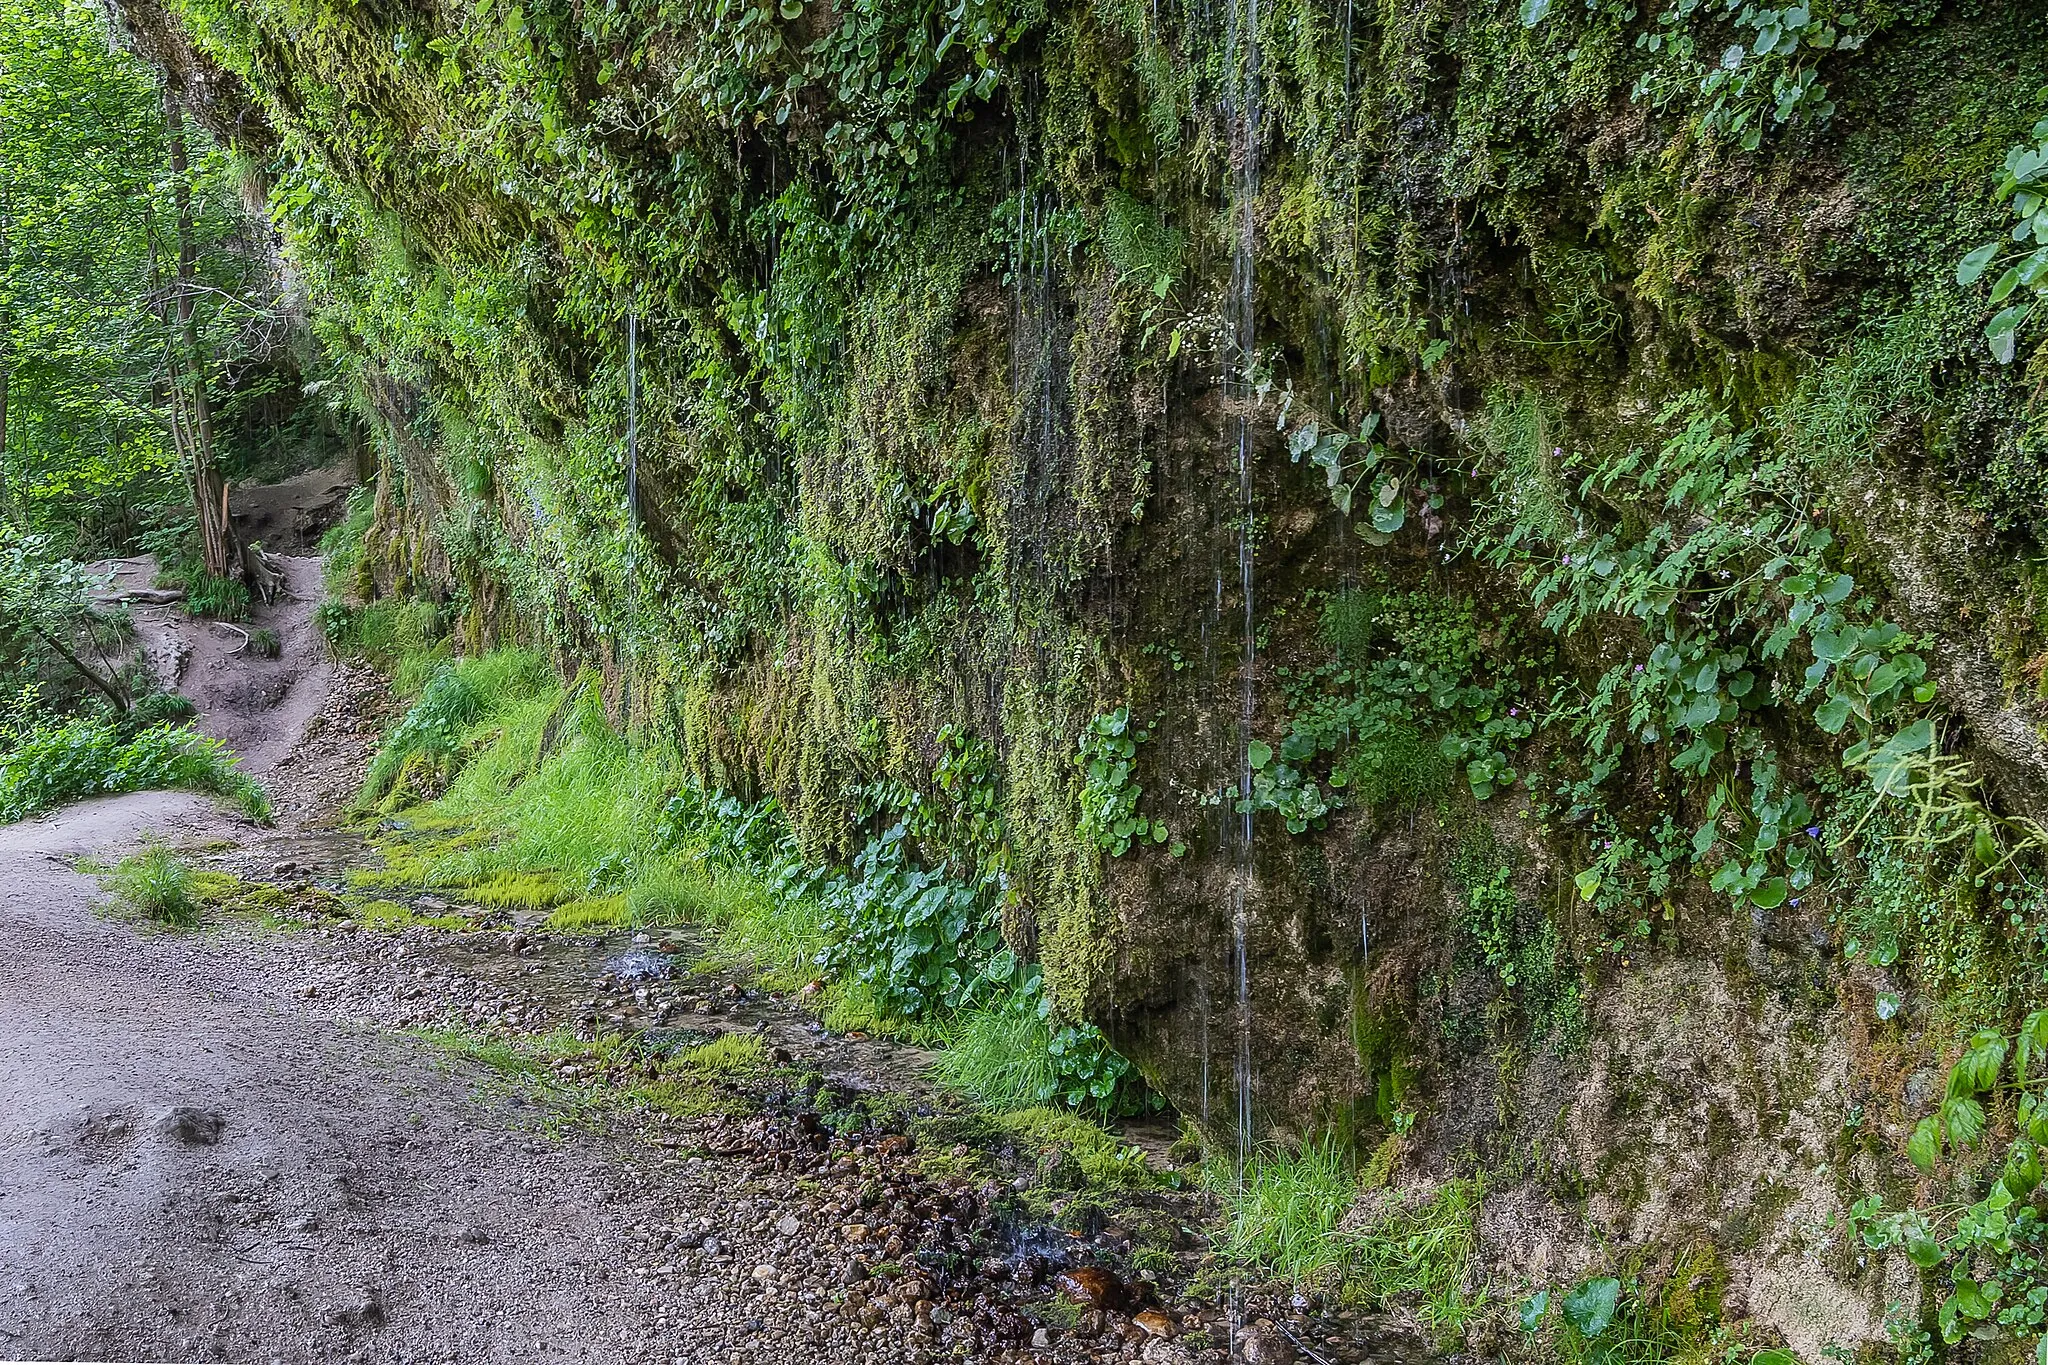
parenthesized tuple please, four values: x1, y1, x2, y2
(1958, 112, 2048, 366)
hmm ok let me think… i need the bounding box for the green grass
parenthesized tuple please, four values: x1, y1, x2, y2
(934, 998, 1064, 1109)
(544, 896, 630, 931)
(1213, 1139, 1485, 1345)
(417, 1025, 768, 1133)
(1214, 1135, 1360, 1284)
(318, 487, 374, 596)
(100, 843, 200, 925)
(995, 1107, 1155, 1188)
(156, 558, 251, 621)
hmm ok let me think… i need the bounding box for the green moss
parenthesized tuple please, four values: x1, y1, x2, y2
(543, 896, 629, 931)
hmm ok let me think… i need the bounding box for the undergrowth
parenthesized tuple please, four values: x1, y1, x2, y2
(98, 842, 200, 925)
(352, 645, 1154, 1121)
(0, 717, 269, 824)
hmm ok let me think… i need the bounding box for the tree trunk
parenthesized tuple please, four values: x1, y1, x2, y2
(163, 91, 235, 579)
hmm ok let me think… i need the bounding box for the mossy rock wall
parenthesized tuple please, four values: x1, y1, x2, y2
(121, 0, 2048, 1342)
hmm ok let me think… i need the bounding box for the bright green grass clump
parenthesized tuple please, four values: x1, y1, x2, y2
(935, 998, 1063, 1109)
(544, 896, 629, 931)
(1213, 1140, 1484, 1342)
(997, 1107, 1156, 1188)
(353, 898, 474, 931)
(100, 843, 200, 925)
(419, 1026, 769, 1131)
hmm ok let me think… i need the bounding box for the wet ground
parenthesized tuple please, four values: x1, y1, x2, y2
(1, 532, 1431, 1364)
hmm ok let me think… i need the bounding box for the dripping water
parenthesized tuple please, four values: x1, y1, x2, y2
(1222, 0, 1261, 1346)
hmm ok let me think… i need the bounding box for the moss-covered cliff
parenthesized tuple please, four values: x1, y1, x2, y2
(118, 0, 2048, 1348)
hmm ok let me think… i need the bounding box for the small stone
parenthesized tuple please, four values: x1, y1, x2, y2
(752, 1264, 777, 1283)
(1236, 1327, 1296, 1364)
(875, 1134, 915, 1159)
(1053, 1266, 1125, 1311)
(1133, 1309, 1173, 1339)
(1031, 1328, 1051, 1349)
(155, 1107, 225, 1146)
(776, 1213, 801, 1237)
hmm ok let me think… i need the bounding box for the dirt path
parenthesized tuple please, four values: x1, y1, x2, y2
(1, 534, 1390, 1365)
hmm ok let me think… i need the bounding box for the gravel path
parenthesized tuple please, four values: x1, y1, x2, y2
(0, 537, 1415, 1365)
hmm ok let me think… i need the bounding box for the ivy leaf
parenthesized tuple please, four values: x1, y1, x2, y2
(1562, 1278, 1619, 1339)
(1963, 242, 2007, 285)
(1944, 1095, 1987, 1148)
(1247, 741, 1273, 771)
(1907, 1234, 1946, 1269)
(1908, 1114, 1943, 1171)
(1370, 491, 1406, 535)
(1519, 1290, 1549, 1331)
(1991, 265, 2024, 304)
(1988, 302, 2033, 364)
(1749, 877, 1788, 910)
(1519, 0, 1552, 23)
(1814, 695, 1853, 733)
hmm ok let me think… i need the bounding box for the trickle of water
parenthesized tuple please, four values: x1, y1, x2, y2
(1222, 0, 1262, 1349)
(606, 947, 674, 982)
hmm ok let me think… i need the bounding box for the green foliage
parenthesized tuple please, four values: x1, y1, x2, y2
(1853, 1012, 2048, 1360)
(1957, 108, 2048, 365)
(0, 717, 268, 824)
(1076, 708, 1165, 855)
(99, 842, 201, 925)
(0, 527, 135, 712)
(1216, 1144, 1483, 1344)
(319, 488, 376, 595)
(812, 822, 1003, 1018)
(1517, 1257, 1730, 1365)
(934, 966, 1148, 1117)
(0, 0, 319, 550)
(1252, 585, 1519, 832)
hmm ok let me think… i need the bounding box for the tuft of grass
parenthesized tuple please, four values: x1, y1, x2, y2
(1214, 1141, 1485, 1345)
(1214, 1135, 1359, 1285)
(351, 898, 473, 931)
(935, 999, 1063, 1109)
(675, 1031, 768, 1075)
(159, 563, 251, 621)
(102, 843, 200, 925)
(625, 862, 715, 923)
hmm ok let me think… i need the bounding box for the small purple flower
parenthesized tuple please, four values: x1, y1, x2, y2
(1634, 664, 1644, 673)
(1805, 825, 1820, 838)
(1509, 707, 1520, 717)
(1789, 898, 1802, 907)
